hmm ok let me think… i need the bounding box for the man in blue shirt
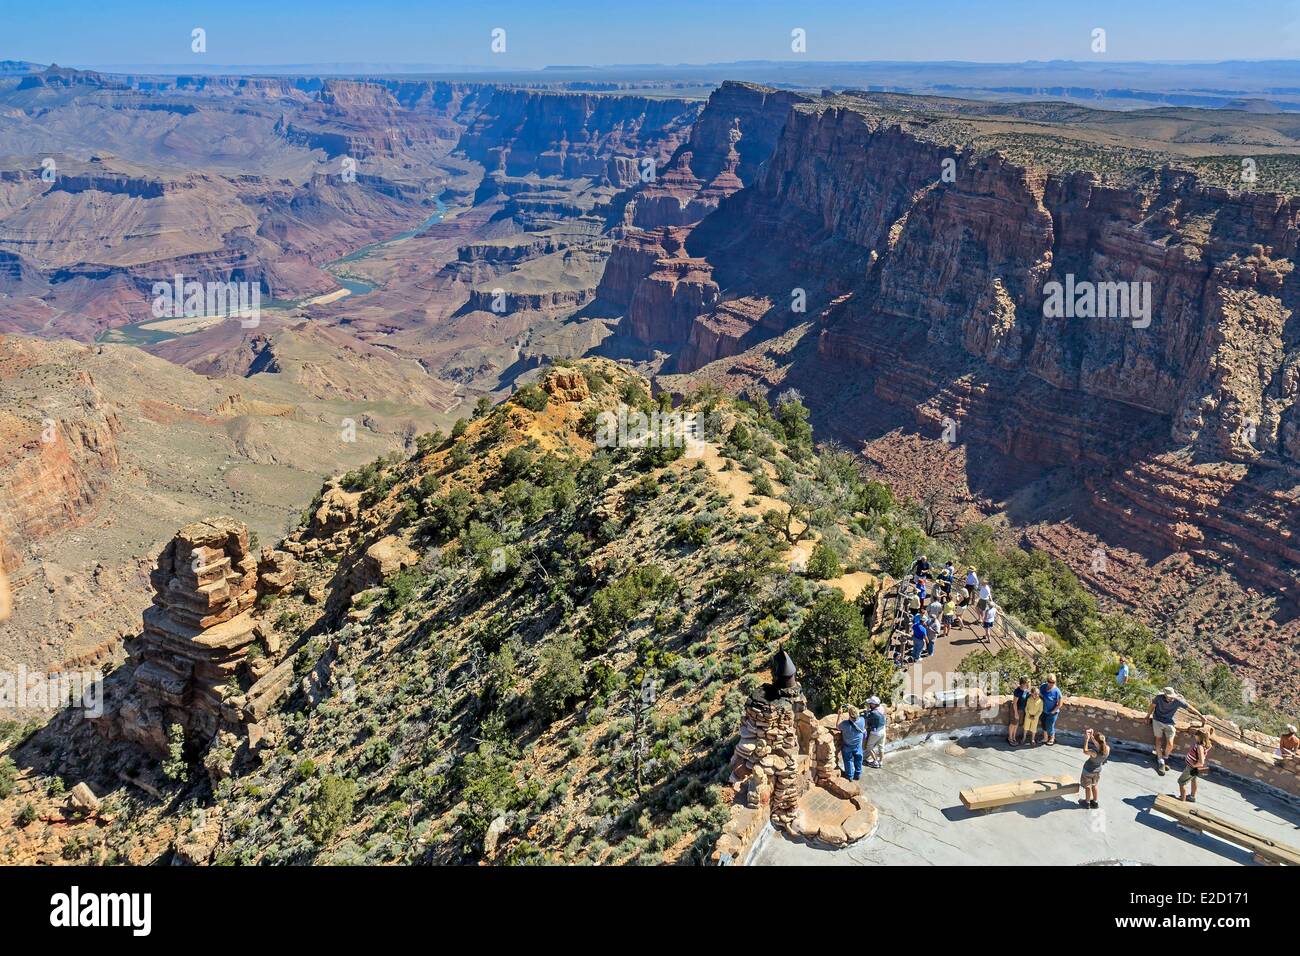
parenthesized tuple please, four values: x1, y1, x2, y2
(911, 614, 927, 663)
(1116, 657, 1130, 688)
(864, 696, 887, 768)
(839, 706, 866, 781)
(1038, 674, 1063, 745)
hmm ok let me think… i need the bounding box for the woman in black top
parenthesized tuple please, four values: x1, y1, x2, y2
(1079, 729, 1109, 809)
(1009, 677, 1031, 745)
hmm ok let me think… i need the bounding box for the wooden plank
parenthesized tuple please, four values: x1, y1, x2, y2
(1153, 794, 1300, 866)
(959, 774, 1079, 810)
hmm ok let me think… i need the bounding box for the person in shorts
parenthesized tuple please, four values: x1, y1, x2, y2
(1178, 728, 1214, 802)
(864, 696, 887, 769)
(1078, 729, 1109, 809)
(942, 596, 957, 637)
(1146, 686, 1203, 775)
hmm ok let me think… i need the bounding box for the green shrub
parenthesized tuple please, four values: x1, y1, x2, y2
(513, 384, 550, 413)
(0, 756, 16, 798)
(307, 775, 357, 845)
(805, 542, 842, 580)
(786, 592, 896, 711)
(532, 635, 586, 721)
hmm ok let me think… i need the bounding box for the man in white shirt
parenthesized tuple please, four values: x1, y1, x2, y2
(964, 567, 979, 605)
(982, 602, 997, 639)
(977, 582, 992, 614)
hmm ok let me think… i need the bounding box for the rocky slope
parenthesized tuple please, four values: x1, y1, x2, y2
(0, 333, 445, 704)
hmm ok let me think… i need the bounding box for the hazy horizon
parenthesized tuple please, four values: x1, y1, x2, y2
(4, 0, 1298, 70)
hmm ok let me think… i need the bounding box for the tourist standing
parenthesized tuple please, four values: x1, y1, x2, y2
(942, 594, 957, 638)
(1078, 729, 1109, 809)
(1115, 657, 1130, 688)
(865, 696, 887, 769)
(839, 706, 866, 781)
(1146, 686, 1203, 776)
(911, 613, 927, 664)
(1023, 686, 1044, 744)
(982, 601, 998, 641)
(1178, 728, 1214, 802)
(1009, 676, 1031, 744)
(1038, 674, 1062, 745)
(964, 567, 979, 605)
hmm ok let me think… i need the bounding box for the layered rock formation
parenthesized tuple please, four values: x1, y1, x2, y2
(625, 82, 811, 229)
(95, 518, 293, 757)
(458, 89, 701, 191)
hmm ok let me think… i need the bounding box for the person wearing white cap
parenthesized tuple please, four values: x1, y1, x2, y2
(1280, 724, 1299, 758)
(1146, 686, 1203, 775)
(864, 696, 887, 769)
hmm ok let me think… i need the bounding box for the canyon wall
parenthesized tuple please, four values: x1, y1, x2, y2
(458, 89, 701, 190)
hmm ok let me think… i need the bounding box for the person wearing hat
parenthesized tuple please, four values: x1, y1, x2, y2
(1146, 686, 1203, 775)
(1279, 724, 1299, 758)
(964, 567, 979, 606)
(839, 705, 866, 781)
(1038, 674, 1063, 745)
(864, 696, 887, 769)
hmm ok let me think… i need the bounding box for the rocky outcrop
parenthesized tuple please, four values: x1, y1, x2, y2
(94, 518, 290, 757)
(541, 367, 591, 403)
(626, 82, 812, 229)
(625, 258, 720, 348)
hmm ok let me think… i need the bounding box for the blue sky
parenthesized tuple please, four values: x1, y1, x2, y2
(2, 0, 1296, 68)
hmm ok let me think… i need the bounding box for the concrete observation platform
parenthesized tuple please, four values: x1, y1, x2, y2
(751, 732, 1300, 866)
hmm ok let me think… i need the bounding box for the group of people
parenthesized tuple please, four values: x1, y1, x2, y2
(838, 698, 888, 777)
(1006, 674, 1064, 746)
(837, 679, 1295, 808)
(894, 555, 998, 665)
